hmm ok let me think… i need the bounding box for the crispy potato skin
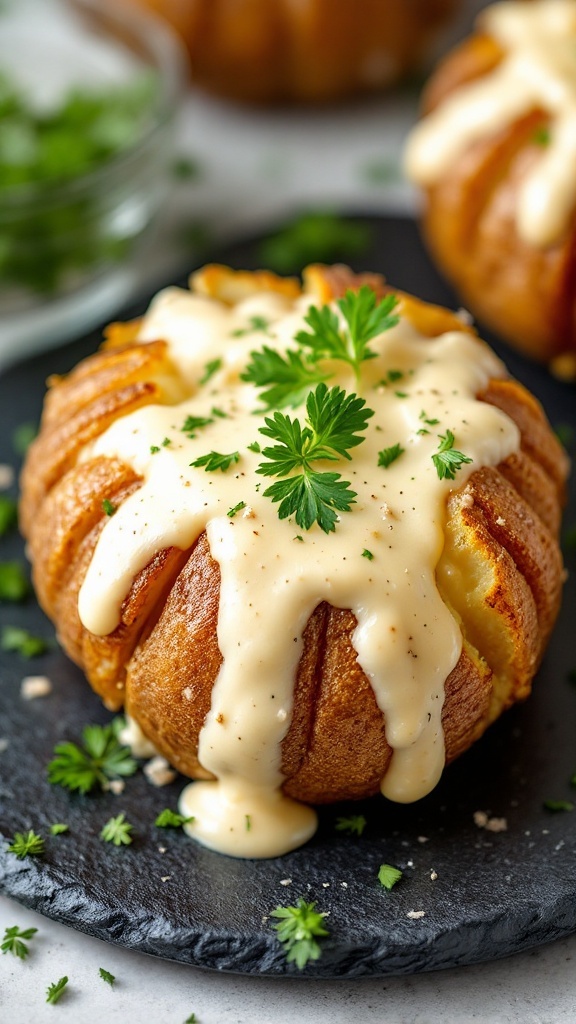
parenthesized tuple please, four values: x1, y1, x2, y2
(122, 0, 458, 104)
(20, 266, 568, 803)
(416, 31, 576, 372)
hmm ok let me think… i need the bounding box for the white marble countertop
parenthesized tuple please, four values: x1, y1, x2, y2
(2, 2, 576, 1020)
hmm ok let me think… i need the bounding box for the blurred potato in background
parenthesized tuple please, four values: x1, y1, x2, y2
(122, 0, 461, 103)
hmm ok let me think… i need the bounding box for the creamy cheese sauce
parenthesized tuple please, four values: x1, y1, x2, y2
(404, 0, 576, 247)
(78, 284, 519, 857)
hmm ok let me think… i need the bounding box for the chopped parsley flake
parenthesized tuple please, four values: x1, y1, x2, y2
(199, 358, 222, 384)
(155, 809, 194, 828)
(270, 898, 329, 969)
(335, 814, 367, 836)
(227, 501, 247, 518)
(99, 967, 116, 986)
(258, 211, 371, 274)
(419, 410, 440, 426)
(102, 499, 116, 516)
(0, 561, 30, 602)
(49, 823, 69, 836)
(232, 315, 272, 337)
(377, 443, 404, 469)
(181, 415, 213, 438)
(361, 549, 374, 561)
(247, 441, 261, 453)
(190, 450, 240, 472)
(245, 814, 252, 831)
(378, 863, 403, 890)
(1, 925, 38, 959)
(431, 430, 473, 481)
(543, 799, 574, 812)
(100, 812, 134, 846)
(0, 495, 18, 536)
(533, 126, 551, 146)
(47, 722, 137, 794)
(46, 976, 68, 1005)
(7, 829, 45, 859)
(1, 625, 49, 658)
(150, 445, 160, 454)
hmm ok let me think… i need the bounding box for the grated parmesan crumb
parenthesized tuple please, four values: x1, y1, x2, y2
(474, 810, 508, 832)
(108, 779, 125, 795)
(430, 870, 438, 881)
(158, 845, 167, 854)
(407, 910, 426, 920)
(322, 882, 330, 888)
(160, 875, 171, 882)
(143, 755, 177, 787)
(340, 882, 348, 888)
(417, 835, 429, 844)
(496, 516, 506, 526)
(0, 464, 15, 490)
(279, 878, 292, 887)
(20, 676, 52, 700)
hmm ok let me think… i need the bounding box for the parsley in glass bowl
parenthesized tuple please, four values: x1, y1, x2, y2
(0, 0, 186, 315)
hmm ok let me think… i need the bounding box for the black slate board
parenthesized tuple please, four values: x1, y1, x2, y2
(1, 215, 575, 977)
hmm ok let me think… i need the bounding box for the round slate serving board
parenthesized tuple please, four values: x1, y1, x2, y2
(0, 215, 575, 978)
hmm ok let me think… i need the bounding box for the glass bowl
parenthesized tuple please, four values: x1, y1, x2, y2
(0, 0, 186, 317)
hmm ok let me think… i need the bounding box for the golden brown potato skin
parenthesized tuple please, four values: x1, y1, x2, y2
(415, 31, 576, 377)
(126, 0, 459, 103)
(20, 265, 568, 804)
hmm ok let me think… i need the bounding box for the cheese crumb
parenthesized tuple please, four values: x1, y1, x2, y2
(108, 779, 125, 795)
(407, 910, 426, 919)
(473, 810, 508, 832)
(496, 516, 506, 526)
(279, 878, 292, 887)
(143, 755, 177, 787)
(430, 869, 438, 881)
(20, 676, 52, 700)
(0, 464, 15, 490)
(160, 875, 171, 882)
(417, 835, 429, 844)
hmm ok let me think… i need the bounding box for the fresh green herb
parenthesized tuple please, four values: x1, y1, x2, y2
(181, 415, 213, 438)
(0, 625, 49, 657)
(416, 428, 430, 436)
(394, 390, 409, 399)
(0, 495, 18, 536)
(335, 814, 367, 836)
(1, 925, 38, 959)
(47, 722, 137, 794)
(46, 976, 68, 1005)
(377, 443, 404, 469)
(241, 345, 329, 411)
(245, 814, 252, 831)
(257, 383, 373, 533)
(360, 157, 400, 185)
(227, 501, 247, 518)
(270, 898, 329, 969)
(0, 561, 30, 602)
(419, 410, 440, 426)
(12, 421, 37, 456)
(554, 423, 574, 448)
(377, 368, 404, 387)
(155, 809, 194, 828)
(361, 549, 374, 561)
(232, 315, 272, 337)
(533, 126, 551, 146)
(258, 211, 371, 273)
(150, 445, 160, 454)
(172, 156, 201, 180)
(378, 863, 403, 890)
(184, 1015, 198, 1024)
(294, 535, 304, 542)
(0, 69, 157, 296)
(210, 406, 229, 419)
(102, 499, 116, 517)
(543, 799, 574, 812)
(100, 812, 134, 846)
(199, 358, 222, 384)
(295, 286, 399, 383)
(7, 829, 45, 859)
(431, 430, 473, 481)
(161, 437, 172, 447)
(99, 967, 115, 986)
(49, 823, 69, 836)
(247, 441, 261, 453)
(190, 450, 240, 473)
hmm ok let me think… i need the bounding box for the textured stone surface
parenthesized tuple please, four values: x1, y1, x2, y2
(1, 216, 575, 977)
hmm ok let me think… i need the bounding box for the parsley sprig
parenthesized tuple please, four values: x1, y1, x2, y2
(431, 430, 473, 481)
(257, 383, 373, 533)
(100, 813, 134, 846)
(190, 450, 240, 473)
(270, 898, 329, 969)
(47, 722, 137, 794)
(46, 976, 68, 1005)
(242, 287, 399, 409)
(1, 925, 38, 959)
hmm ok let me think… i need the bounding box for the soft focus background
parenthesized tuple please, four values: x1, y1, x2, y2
(2, 1, 576, 1022)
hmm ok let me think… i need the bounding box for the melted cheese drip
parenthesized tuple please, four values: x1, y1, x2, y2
(404, 0, 576, 247)
(78, 286, 519, 858)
